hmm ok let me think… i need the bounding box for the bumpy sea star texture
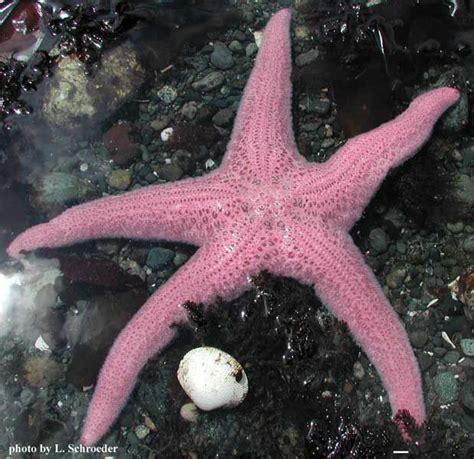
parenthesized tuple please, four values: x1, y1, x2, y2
(8, 8, 459, 446)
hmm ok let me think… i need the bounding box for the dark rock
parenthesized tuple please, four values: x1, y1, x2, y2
(386, 268, 406, 289)
(147, 247, 175, 269)
(369, 228, 389, 253)
(229, 40, 244, 53)
(192, 72, 225, 92)
(462, 235, 474, 253)
(245, 43, 258, 57)
(156, 163, 184, 182)
(460, 379, 474, 412)
(433, 372, 459, 404)
(33, 172, 96, 212)
(172, 150, 195, 175)
(409, 330, 429, 348)
(212, 108, 235, 127)
(295, 48, 319, 67)
(103, 122, 140, 166)
(181, 101, 198, 120)
(59, 256, 143, 289)
(210, 42, 234, 70)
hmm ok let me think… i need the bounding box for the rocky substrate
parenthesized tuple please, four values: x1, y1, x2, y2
(0, 0, 474, 457)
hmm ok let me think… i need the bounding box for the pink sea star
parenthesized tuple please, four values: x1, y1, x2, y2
(8, 8, 459, 446)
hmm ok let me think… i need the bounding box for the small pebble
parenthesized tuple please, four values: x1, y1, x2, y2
(462, 235, 474, 253)
(245, 43, 258, 57)
(295, 48, 319, 67)
(180, 402, 199, 423)
(147, 247, 175, 269)
(192, 72, 225, 92)
(157, 85, 178, 105)
(461, 338, 474, 356)
(409, 330, 429, 348)
(107, 169, 131, 191)
(135, 424, 150, 440)
(353, 361, 365, 380)
(369, 228, 389, 254)
(433, 372, 459, 404)
(210, 42, 234, 70)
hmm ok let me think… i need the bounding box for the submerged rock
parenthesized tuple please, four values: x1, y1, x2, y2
(33, 172, 96, 212)
(42, 42, 145, 138)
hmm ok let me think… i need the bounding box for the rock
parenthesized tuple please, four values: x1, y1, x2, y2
(386, 268, 406, 289)
(59, 255, 142, 289)
(229, 40, 243, 53)
(150, 115, 171, 131)
(233, 30, 246, 41)
(19, 388, 35, 406)
(157, 85, 178, 105)
(173, 253, 189, 267)
(107, 169, 131, 190)
(147, 247, 175, 269)
(456, 174, 474, 207)
(461, 144, 474, 168)
(210, 42, 234, 70)
(433, 372, 459, 404)
(407, 240, 427, 264)
(460, 379, 474, 411)
(461, 338, 474, 356)
(300, 95, 331, 115)
(103, 122, 140, 166)
(155, 163, 183, 182)
(135, 425, 150, 440)
(34, 172, 95, 211)
(172, 150, 195, 175)
(353, 361, 365, 380)
(181, 101, 198, 120)
(418, 352, 434, 371)
(192, 72, 225, 92)
(384, 207, 406, 229)
(245, 43, 259, 57)
(444, 350, 461, 364)
(23, 356, 63, 387)
(462, 235, 474, 253)
(212, 108, 235, 127)
(42, 42, 145, 138)
(295, 48, 319, 67)
(447, 222, 465, 234)
(295, 25, 310, 40)
(409, 330, 429, 348)
(369, 228, 389, 253)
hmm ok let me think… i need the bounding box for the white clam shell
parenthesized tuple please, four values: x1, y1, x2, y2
(177, 347, 248, 411)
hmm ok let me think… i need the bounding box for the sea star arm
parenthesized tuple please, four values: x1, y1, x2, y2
(80, 223, 259, 446)
(269, 220, 425, 430)
(220, 8, 301, 180)
(297, 87, 460, 229)
(7, 173, 232, 255)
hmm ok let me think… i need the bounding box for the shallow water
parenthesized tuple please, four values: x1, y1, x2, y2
(0, 1, 474, 457)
